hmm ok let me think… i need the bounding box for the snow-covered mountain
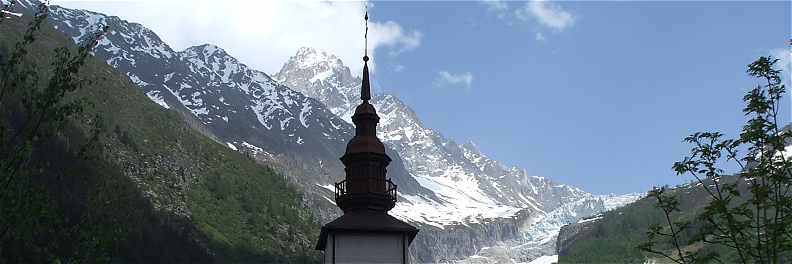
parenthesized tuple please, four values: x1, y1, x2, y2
(274, 48, 590, 225)
(43, 3, 431, 224)
(457, 193, 643, 263)
(38, 3, 642, 262)
(273, 47, 642, 261)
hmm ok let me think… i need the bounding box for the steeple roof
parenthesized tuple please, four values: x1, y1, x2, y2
(361, 56, 371, 101)
(343, 10, 384, 155)
(315, 211, 418, 250)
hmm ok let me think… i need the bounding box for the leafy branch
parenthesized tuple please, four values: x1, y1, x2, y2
(641, 56, 792, 263)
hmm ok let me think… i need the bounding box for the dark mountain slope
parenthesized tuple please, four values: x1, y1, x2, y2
(0, 13, 318, 263)
(556, 177, 745, 263)
(38, 4, 433, 226)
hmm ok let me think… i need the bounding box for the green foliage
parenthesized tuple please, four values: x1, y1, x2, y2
(0, 2, 120, 261)
(0, 3, 320, 262)
(561, 187, 684, 263)
(639, 186, 696, 264)
(559, 181, 740, 263)
(640, 57, 792, 263)
(189, 154, 320, 263)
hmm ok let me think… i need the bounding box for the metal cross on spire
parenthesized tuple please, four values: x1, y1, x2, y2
(364, 6, 369, 60)
(360, 5, 371, 101)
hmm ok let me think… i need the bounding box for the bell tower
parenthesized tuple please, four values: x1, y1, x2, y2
(315, 7, 418, 264)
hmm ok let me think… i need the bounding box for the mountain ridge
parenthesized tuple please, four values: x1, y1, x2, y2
(272, 46, 643, 262)
(0, 12, 319, 262)
(37, 3, 642, 262)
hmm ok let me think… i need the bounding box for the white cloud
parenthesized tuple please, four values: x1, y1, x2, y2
(53, 0, 422, 74)
(771, 48, 791, 73)
(771, 48, 791, 85)
(434, 71, 474, 92)
(371, 21, 422, 56)
(535, 32, 546, 42)
(516, 0, 575, 31)
(481, 0, 509, 19)
(393, 64, 405, 73)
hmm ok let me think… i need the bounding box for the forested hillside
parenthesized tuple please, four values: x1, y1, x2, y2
(0, 10, 319, 263)
(558, 177, 747, 263)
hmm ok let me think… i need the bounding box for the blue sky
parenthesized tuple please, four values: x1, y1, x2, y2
(369, 1, 791, 194)
(57, 0, 790, 195)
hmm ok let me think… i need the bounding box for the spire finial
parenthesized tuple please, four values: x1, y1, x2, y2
(364, 5, 369, 61)
(360, 5, 371, 101)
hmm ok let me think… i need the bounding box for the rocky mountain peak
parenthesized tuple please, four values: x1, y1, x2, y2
(181, 44, 228, 59)
(179, 44, 239, 71)
(293, 47, 342, 68)
(177, 43, 271, 85)
(461, 140, 482, 156)
(274, 47, 357, 91)
(271, 48, 360, 121)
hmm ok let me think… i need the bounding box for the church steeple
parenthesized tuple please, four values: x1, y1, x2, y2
(315, 8, 417, 262)
(335, 8, 395, 212)
(343, 11, 385, 158)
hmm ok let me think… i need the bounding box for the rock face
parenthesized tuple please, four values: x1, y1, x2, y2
(411, 214, 527, 263)
(40, 3, 642, 262)
(556, 215, 601, 256)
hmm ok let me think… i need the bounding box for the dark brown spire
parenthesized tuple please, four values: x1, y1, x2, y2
(361, 10, 371, 101)
(316, 7, 417, 258)
(333, 7, 396, 213)
(346, 8, 380, 155)
(361, 57, 371, 101)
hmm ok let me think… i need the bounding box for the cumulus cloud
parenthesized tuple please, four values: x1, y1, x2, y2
(53, 0, 422, 74)
(434, 71, 474, 92)
(516, 0, 575, 31)
(771, 48, 791, 85)
(371, 21, 422, 56)
(481, 0, 509, 19)
(535, 32, 546, 42)
(393, 64, 405, 73)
